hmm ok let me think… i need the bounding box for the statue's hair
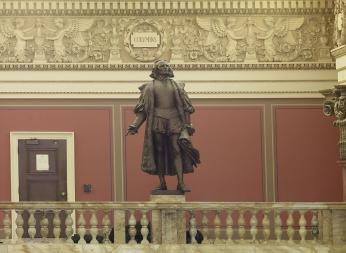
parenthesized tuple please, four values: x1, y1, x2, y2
(149, 60, 174, 79)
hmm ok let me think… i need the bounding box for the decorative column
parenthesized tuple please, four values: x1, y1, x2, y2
(322, 59, 346, 201)
(321, 0, 346, 201)
(323, 76, 346, 201)
(320, 2, 346, 245)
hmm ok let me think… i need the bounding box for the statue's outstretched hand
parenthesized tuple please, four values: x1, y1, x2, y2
(185, 124, 195, 136)
(126, 125, 138, 136)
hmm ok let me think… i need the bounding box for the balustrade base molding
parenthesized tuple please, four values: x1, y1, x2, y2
(0, 243, 341, 253)
(150, 194, 186, 244)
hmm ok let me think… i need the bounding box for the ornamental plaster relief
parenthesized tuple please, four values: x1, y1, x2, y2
(0, 15, 334, 66)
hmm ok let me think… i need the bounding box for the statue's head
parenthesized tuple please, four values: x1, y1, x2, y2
(55, 18, 64, 29)
(150, 60, 174, 80)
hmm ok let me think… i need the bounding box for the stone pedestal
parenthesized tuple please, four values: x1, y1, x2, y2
(331, 209, 346, 245)
(150, 194, 186, 244)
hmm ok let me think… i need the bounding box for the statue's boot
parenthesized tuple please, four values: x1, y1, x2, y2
(176, 169, 190, 192)
(153, 174, 167, 191)
(177, 183, 190, 193)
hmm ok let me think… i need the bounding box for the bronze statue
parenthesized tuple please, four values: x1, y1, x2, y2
(127, 60, 200, 193)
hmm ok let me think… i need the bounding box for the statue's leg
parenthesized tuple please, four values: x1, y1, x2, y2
(169, 134, 190, 192)
(153, 132, 167, 190)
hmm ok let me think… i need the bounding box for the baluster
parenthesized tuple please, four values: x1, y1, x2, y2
(298, 210, 307, 243)
(189, 211, 197, 244)
(15, 210, 24, 241)
(102, 210, 111, 244)
(65, 209, 74, 243)
(40, 210, 49, 242)
(28, 209, 37, 239)
(3, 210, 11, 240)
(262, 210, 270, 243)
(274, 210, 282, 243)
(238, 209, 245, 242)
(140, 210, 149, 244)
(287, 210, 294, 243)
(226, 209, 233, 244)
(90, 209, 99, 244)
(213, 210, 222, 243)
(201, 210, 209, 244)
(53, 210, 61, 240)
(311, 211, 319, 243)
(128, 209, 137, 244)
(250, 209, 258, 242)
(77, 210, 86, 244)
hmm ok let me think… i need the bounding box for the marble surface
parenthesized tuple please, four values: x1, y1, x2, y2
(0, 243, 342, 253)
(150, 194, 186, 203)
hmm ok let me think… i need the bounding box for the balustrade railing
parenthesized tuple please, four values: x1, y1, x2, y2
(0, 202, 344, 245)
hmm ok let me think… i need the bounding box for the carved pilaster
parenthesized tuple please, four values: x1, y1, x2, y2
(322, 43, 346, 203)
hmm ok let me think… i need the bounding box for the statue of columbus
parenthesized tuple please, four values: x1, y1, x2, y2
(127, 60, 200, 193)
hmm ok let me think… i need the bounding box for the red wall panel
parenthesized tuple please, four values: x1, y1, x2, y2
(124, 106, 264, 201)
(275, 106, 342, 201)
(0, 108, 113, 201)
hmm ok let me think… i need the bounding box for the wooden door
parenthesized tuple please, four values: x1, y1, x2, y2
(18, 139, 67, 201)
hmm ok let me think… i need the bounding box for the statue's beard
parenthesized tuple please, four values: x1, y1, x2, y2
(157, 68, 173, 78)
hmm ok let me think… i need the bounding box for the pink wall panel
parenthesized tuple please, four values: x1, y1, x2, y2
(0, 108, 113, 201)
(124, 106, 264, 201)
(275, 106, 342, 202)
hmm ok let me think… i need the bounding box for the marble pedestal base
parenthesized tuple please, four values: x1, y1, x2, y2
(150, 194, 186, 244)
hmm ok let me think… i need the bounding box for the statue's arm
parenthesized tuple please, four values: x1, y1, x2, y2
(178, 81, 196, 135)
(128, 112, 146, 134)
(127, 84, 147, 135)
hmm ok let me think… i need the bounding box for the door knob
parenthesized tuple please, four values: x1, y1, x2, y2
(61, 192, 66, 196)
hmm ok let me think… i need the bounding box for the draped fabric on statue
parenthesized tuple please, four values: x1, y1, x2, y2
(133, 79, 199, 176)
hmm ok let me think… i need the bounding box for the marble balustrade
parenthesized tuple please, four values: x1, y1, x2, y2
(0, 202, 345, 245)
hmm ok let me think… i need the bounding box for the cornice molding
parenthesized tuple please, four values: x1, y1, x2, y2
(331, 45, 346, 58)
(0, 62, 336, 71)
(0, 0, 333, 16)
(0, 90, 319, 95)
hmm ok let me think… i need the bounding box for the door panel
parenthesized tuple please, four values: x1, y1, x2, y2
(18, 139, 67, 201)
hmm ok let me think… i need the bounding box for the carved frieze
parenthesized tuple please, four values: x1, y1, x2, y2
(0, 15, 334, 66)
(0, 0, 335, 70)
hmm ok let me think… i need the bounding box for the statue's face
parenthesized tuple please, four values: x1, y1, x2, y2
(156, 61, 173, 77)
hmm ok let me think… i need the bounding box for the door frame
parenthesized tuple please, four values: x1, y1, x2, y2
(10, 132, 75, 202)
(10, 132, 75, 238)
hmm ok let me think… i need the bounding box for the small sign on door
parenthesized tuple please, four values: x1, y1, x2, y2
(36, 154, 50, 171)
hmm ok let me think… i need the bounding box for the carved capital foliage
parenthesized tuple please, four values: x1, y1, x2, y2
(0, 0, 335, 70)
(321, 86, 346, 160)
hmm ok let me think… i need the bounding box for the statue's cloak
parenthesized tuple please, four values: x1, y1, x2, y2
(134, 79, 199, 176)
